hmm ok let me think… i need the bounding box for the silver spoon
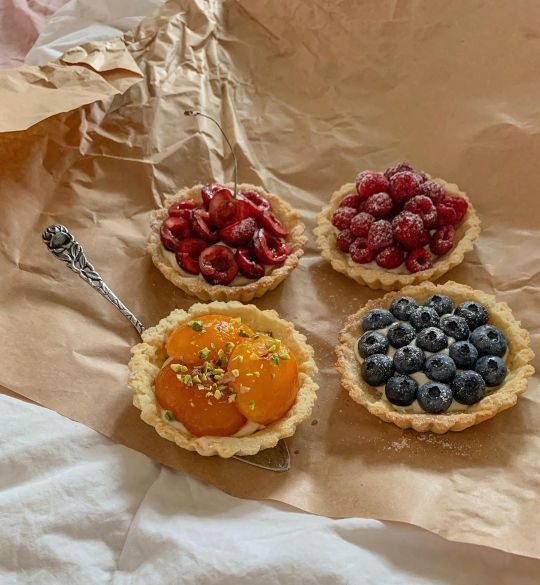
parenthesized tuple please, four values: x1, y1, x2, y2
(42, 224, 290, 472)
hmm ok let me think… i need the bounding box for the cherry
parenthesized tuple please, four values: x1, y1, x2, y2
(160, 216, 192, 251)
(199, 245, 239, 285)
(238, 189, 271, 211)
(219, 217, 258, 247)
(191, 209, 220, 243)
(235, 248, 266, 279)
(258, 211, 288, 238)
(201, 182, 222, 208)
(168, 199, 201, 217)
(208, 188, 244, 228)
(175, 238, 209, 274)
(252, 229, 290, 265)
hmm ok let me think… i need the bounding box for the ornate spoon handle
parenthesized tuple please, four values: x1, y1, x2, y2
(42, 225, 145, 336)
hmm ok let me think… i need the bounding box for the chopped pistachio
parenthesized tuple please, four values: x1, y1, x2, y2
(203, 361, 211, 373)
(214, 373, 223, 381)
(187, 320, 203, 332)
(228, 394, 236, 403)
(249, 353, 259, 361)
(180, 374, 193, 386)
(278, 351, 290, 360)
(205, 392, 214, 398)
(192, 374, 202, 384)
(198, 347, 210, 360)
(210, 342, 216, 349)
(207, 400, 213, 406)
(248, 400, 256, 411)
(270, 355, 280, 366)
(170, 363, 188, 373)
(214, 368, 225, 374)
(231, 369, 240, 378)
(200, 373, 208, 382)
(233, 355, 244, 363)
(225, 342, 235, 354)
(254, 371, 260, 378)
(246, 373, 253, 377)
(164, 410, 174, 421)
(214, 388, 223, 400)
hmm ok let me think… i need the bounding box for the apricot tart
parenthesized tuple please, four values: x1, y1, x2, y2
(314, 162, 481, 290)
(336, 281, 534, 433)
(148, 182, 306, 302)
(128, 302, 318, 457)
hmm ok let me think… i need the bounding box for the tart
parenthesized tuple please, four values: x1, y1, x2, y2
(336, 281, 534, 433)
(148, 182, 306, 301)
(128, 301, 318, 457)
(314, 162, 481, 290)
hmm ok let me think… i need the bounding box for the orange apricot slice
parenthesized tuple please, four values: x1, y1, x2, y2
(155, 358, 247, 437)
(229, 335, 299, 425)
(166, 315, 253, 363)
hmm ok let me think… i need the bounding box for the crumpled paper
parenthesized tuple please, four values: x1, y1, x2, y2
(1, 0, 539, 559)
(0, 38, 142, 132)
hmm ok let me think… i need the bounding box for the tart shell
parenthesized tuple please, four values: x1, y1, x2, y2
(336, 281, 534, 433)
(128, 301, 319, 457)
(148, 183, 307, 301)
(314, 178, 481, 290)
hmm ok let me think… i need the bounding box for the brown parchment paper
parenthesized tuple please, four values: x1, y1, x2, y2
(1, 0, 539, 559)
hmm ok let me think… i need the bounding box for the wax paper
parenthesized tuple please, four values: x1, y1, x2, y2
(0, 0, 539, 559)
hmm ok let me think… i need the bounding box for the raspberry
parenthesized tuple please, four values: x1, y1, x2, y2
(350, 237, 375, 264)
(420, 180, 446, 204)
(357, 172, 390, 199)
(418, 229, 430, 247)
(435, 202, 458, 226)
(384, 162, 415, 180)
(350, 212, 375, 237)
(404, 195, 437, 227)
(376, 245, 404, 269)
(392, 211, 425, 249)
(331, 206, 357, 229)
(364, 192, 393, 218)
(355, 170, 372, 189)
(336, 229, 355, 252)
(389, 171, 423, 203)
(430, 225, 455, 255)
(406, 248, 433, 273)
(442, 195, 468, 222)
(367, 220, 394, 251)
(339, 194, 362, 209)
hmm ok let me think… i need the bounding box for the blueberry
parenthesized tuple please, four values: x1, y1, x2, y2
(475, 355, 507, 386)
(385, 375, 418, 406)
(469, 325, 507, 357)
(410, 306, 440, 332)
(425, 294, 453, 316)
(449, 341, 479, 369)
(361, 354, 394, 386)
(451, 370, 486, 405)
(362, 309, 395, 331)
(441, 315, 470, 341)
(357, 331, 389, 358)
(424, 354, 457, 383)
(393, 345, 426, 374)
(454, 301, 488, 330)
(416, 327, 448, 353)
(387, 322, 416, 349)
(417, 382, 453, 414)
(389, 296, 418, 321)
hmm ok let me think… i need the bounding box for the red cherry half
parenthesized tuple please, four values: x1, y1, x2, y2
(199, 245, 239, 285)
(208, 188, 244, 228)
(238, 189, 271, 211)
(201, 182, 223, 208)
(252, 229, 290, 265)
(219, 217, 257, 247)
(191, 209, 220, 243)
(258, 211, 288, 237)
(175, 238, 209, 274)
(235, 248, 265, 279)
(160, 216, 192, 251)
(168, 199, 201, 217)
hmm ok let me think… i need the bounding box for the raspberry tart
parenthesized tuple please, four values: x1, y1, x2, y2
(148, 111, 306, 301)
(128, 302, 318, 457)
(315, 162, 481, 290)
(336, 281, 534, 433)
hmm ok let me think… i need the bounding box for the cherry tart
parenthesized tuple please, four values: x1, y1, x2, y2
(128, 302, 318, 457)
(314, 162, 481, 290)
(336, 281, 534, 433)
(148, 182, 307, 301)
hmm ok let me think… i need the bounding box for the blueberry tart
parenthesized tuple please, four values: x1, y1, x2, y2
(336, 281, 534, 433)
(314, 162, 481, 290)
(128, 301, 318, 457)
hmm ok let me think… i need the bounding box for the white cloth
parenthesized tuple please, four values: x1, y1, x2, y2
(4, 2, 539, 583)
(1, 394, 539, 585)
